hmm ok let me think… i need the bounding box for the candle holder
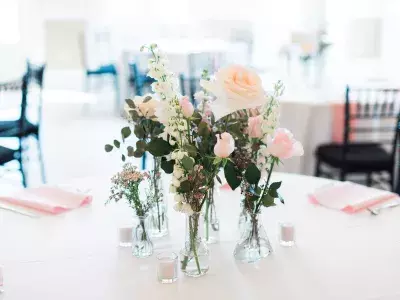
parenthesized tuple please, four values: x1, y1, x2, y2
(157, 252, 178, 284)
(279, 222, 295, 247)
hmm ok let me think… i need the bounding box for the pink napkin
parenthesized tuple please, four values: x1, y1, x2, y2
(0, 186, 92, 214)
(309, 182, 399, 213)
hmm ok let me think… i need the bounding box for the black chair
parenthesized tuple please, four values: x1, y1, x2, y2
(179, 74, 201, 104)
(315, 86, 400, 191)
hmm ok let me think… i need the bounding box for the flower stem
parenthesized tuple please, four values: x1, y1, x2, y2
(189, 216, 202, 275)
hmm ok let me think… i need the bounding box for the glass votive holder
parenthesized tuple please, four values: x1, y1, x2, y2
(157, 252, 178, 284)
(119, 227, 133, 247)
(279, 222, 295, 247)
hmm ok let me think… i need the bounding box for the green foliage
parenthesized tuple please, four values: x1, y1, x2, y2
(146, 138, 172, 157)
(198, 122, 210, 138)
(121, 127, 131, 139)
(113, 139, 120, 148)
(179, 180, 191, 193)
(224, 160, 241, 190)
(268, 181, 282, 198)
(161, 158, 174, 174)
(105, 144, 113, 152)
(125, 99, 135, 108)
(143, 95, 152, 103)
(183, 144, 197, 157)
(261, 194, 276, 207)
(181, 156, 194, 171)
(121, 154, 126, 162)
(127, 146, 135, 157)
(244, 163, 261, 185)
(134, 125, 145, 139)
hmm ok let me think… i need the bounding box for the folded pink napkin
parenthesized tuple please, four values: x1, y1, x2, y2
(0, 186, 92, 214)
(309, 182, 399, 213)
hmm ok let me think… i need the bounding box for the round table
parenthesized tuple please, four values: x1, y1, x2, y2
(1, 173, 400, 300)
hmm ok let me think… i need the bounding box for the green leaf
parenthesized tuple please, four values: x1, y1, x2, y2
(125, 99, 136, 108)
(136, 140, 146, 151)
(161, 158, 174, 174)
(216, 174, 222, 185)
(134, 125, 145, 139)
(121, 154, 126, 162)
(105, 144, 113, 152)
(270, 181, 282, 190)
(121, 127, 131, 139)
(192, 111, 202, 126)
(152, 126, 164, 136)
(143, 95, 152, 103)
(268, 181, 282, 198)
(261, 194, 276, 207)
(129, 110, 140, 121)
(224, 160, 241, 190)
(244, 163, 261, 185)
(113, 140, 120, 148)
(198, 122, 210, 137)
(179, 180, 191, 193)
(133, 149, 144, 158)
(213, 157, 222, 165)
(181, 156, 194, 171)
(146, 138, 173, 157)
(127, 146, 135, 157)
(183, 144, 197, 157)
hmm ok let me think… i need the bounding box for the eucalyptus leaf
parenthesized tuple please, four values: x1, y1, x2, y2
(133, 149, 144, 158)
(121, 154, 126, 162)
(146, 138, 173, 157)
(183, 144, 197, 157)
(134, 125, 145, 139)
(127, 146, 135, 157)
(113, 140, 120, 148)
(161, 158, 174, 174)
(129, 110, 140, 121)
(181, 156, 194, 171)
(224, 160, 241, 191)
(270, 181, 282, 190)
(125, 99, 135, 108)
(198, 122, 210, 137)
(261, 194, 276, 207)
(143, 95, 152, 103)
(121, 127, 131, 139)
(179, 180, 191, 193)
(244, 163, 261, 185)
(105, 144, 113, 152)
(136, 140, 146, 151)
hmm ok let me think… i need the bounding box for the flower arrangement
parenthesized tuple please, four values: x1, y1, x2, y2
(105, 43, 304, 268)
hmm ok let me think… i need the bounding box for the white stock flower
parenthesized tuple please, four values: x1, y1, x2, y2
(181, 203, 194, 215)
(173, 201, 183, 212)
(173, 166, 184, 178)
(172, 177, 181, 187)
(174, 194, 184, 202)
(169, 185, 177, 193)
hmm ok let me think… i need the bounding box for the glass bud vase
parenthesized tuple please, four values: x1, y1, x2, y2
(234, 212, 273, 263)
(149, 157, 169, 238)
(180, 212, 210, 277)
(238, 200, 249, 236)
(203, 186, 219, 244)
(132, 214, 153, 258)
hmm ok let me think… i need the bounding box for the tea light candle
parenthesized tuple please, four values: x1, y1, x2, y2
(119, 227, 133, 247)
(157, 252, 178, 284)
(279, 222, 295, 247)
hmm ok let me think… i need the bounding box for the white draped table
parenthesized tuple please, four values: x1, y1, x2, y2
(1, 173, 400, 300)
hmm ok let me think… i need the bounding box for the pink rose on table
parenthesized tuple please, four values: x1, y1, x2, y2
(266, 128, 304, 159)
(200, 65, 266, 120)
(248, 115, 263, 138)
(214, 132, 235, 158)
(180, 96, 194, 118)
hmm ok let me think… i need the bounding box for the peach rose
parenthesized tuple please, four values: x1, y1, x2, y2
(266, 128, 304, 159)
(248, 115, 263, 138)
(200, 65, 266, 119)
(214, 132, 235, 158)
(179, 96, 194, 118)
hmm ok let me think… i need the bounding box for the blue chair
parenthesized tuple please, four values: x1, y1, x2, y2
(85, 64, 119, 111)
(128, 63, 155, 96)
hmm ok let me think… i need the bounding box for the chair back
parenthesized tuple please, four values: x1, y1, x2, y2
(394, 114, 400, 194)
(179, 74, 201, 104)
(344, 86, 400, 148)
(26, 62, 46, 127)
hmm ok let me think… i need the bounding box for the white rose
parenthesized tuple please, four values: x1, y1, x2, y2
(133, 95, 158, 118)
(173, 202, 183, 213)
(169, 185, 176, 193)
(172, 177, 181, 187)
(181, 203, 194, 216)
(173, 167, 184, 179)
(174, 194, 184, 202)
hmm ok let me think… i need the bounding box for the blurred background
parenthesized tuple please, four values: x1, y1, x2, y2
(0, 0, 399, 189)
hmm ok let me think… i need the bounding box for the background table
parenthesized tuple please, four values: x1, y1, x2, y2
(1, 173, 400, 300)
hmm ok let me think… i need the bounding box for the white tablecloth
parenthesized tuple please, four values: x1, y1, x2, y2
(1, 173, 400, 300)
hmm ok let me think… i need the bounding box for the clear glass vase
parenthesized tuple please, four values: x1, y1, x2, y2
(238, 200, 249, 236)
(180, 212, 210, 277)
(234, 212, 273, 263)
(149, 157, 169, 238)
(203, 185, 219, 244)
(132, 214, 153, 258)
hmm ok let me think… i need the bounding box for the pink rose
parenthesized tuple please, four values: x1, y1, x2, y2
(200, 65, 265, 119)
(266, 128, 304, 159)
(248, 115, 263, 138)
(214, 132, 235, 158)
(180, 96, 194, 118)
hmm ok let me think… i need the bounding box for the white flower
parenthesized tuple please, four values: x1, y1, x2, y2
(172, 177, 181, 187)
(181, 203, 194, 215)
(169, 185, 176, 193)
(173, 166, 184, 179)
(173, 201, 183, 212)
(174, 194, 184, 202)
(169, 139, 176, 146)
